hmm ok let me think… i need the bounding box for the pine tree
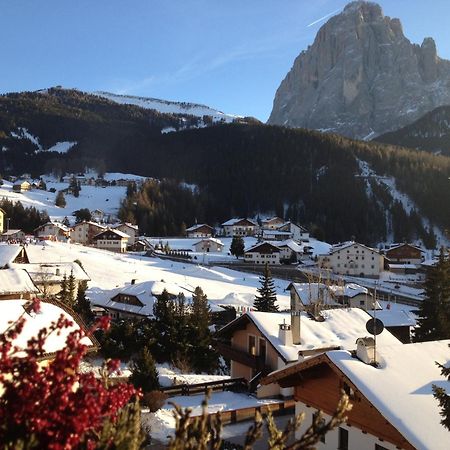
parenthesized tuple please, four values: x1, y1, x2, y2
(73, 280, 94, 325)
(129, 346, 160, 393)
(59, 274, 68, 303)
(254, 263, 278, 312)
(230, 236, 245, 258)
(414, 249, 450, 342)
(152, 289, 177, 362)
(189, 287, 218, 373)
(433, 357, 450, 430)
(55, 190, 66, 207)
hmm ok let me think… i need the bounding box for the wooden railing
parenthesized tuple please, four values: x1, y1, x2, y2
(160, 377, 247, 397)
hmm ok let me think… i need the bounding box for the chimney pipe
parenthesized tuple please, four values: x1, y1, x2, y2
(290, 287, 301, 344)
(278, 321, 292, 346)
(356, 337, 376, 365)
(131, 279, 136, 285)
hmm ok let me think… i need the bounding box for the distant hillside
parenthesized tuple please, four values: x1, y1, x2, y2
(1, 88, 450, 246)
(375, 105, 450, 155)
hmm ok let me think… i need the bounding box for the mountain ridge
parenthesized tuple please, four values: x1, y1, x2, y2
(268, 1, 450, 139)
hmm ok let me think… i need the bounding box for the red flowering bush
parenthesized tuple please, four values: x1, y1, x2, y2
(0, 299, 141, 449)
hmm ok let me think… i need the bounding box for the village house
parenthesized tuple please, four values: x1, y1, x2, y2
(90, 209, 105, 223)
(0, 244, 30, 269)
(262, 229, 293, 241)
(275, 240, 303, 262)
(34, 222, 70, 242)
(384, 243, 424, 275)
(244, 242, 281, 265)
(318, 241, 384, 277)
(261, 216, 285, 229)
(186, 223, 214, 238)
(327, 283, 376, 310)
(366, 308, 417, 343)
(21, 262, 91, 297)
(12, 179, 31, 192)
(216, 307, 401, 396)
(221, 218, 259, 237)
(92, 228, 129, 253)
(112, 223, 139, 245)
(261, 340, 450, 450)
(192, 237, 224, 253)
(0, 268, 39, 300)
(0, 229, 26, 242)
(70, 221, 107, 245)
(277, 221, 309, 242)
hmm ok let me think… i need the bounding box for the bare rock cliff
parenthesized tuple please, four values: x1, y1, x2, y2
(268, 1, 450, 139)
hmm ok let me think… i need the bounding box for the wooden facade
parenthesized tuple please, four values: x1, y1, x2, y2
(386, 244, 423, 264)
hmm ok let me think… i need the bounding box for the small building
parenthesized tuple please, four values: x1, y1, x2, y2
(113, 223, 139, 245)
(93, 229, 129, 253)
(34, 222, 70, 242)
(277, 222, 309, 242)
(328, 283, 376, 310)
(385, 243, 424, 265)
(261, 217, 285, 230)
(22, 262, 91, 297)
(366, 307, 417, 343)
(288, 282, 341, 314)
(70, 221, 107, 245)
(221, 218, 259, 237)
(192, 237, 224, 253)
(318, 241, 384, 277)
(0, 268, 39, 300)
(90, 209, 105, 223)
(0, 299, 97, 360)
(0, 244, 30, 268)
(0, 229, 26, 242)
(12, 179, 31, 192)
(244, 242, 281, 265)
(186, 223, 214, 238)
(262, 229, 293, 241)
(261, 340, 450, 450)
(275, 239, 303, 262)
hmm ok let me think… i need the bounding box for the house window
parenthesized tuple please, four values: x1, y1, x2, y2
(248, 335, 256, 356)
(375, 445, 389, 450)
(360, 300, 365, 306)
(338, 427, 348, 450)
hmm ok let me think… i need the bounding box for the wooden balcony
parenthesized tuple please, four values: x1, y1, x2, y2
(216, 341, 272, 374)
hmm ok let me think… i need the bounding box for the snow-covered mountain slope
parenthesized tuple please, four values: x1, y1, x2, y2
(94, 91, 240, 123)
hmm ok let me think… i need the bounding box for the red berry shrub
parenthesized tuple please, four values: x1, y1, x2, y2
(0, 299, 140, 449)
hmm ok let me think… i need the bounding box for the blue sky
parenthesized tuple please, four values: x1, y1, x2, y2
(2, 1, 450, 121)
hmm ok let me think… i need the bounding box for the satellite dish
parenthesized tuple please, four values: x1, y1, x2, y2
(366, 318, 384, 335)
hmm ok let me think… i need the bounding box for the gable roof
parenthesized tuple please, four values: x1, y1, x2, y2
(34, 222, 70, 233)
(385, 243, 425, 254)
(0, 268, 39, 295)
(245, 242, 281, 253)
(221, 218, 258, 227)
(0, 299, 95, 357)
(328, 283, 369, 298)
(264, 341, 450, 450)
(0, 244, 28, 268)
(328, 241, 380, 255)
(192, 237, 224, 247)
(93, 228, 130, 239)
(72, 221, 107, 229)
(288, 282, 339, 306)
(186, 223, 214, 232)
(18, 262, 91, 284)
(217, 308, 401, 362)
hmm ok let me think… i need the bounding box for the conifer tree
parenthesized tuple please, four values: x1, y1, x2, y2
(189, 287, 218, 373)
(230, 236, 245, 258)
(433, 356, 450, 431)
(55, 190, 66, 207)
(414, 249, 450, 342)
(73, 280, 94, 325)
(129, 346, 160, 393)
(253, 263, 278, 312)
(152, 289, 177, 362)
(59, 273, 68, 303)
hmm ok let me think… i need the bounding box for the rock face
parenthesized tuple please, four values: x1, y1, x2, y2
(268, 1, 450, 139)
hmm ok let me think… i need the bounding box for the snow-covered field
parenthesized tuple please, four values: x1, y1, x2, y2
(23, 241, 292, 310)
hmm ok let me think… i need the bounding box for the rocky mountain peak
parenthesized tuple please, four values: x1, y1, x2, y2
(268, 1, 450, 139)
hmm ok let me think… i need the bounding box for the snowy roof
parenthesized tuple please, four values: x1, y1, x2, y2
(0, 244, 26, 268)
(18, 262, 90, 284)
(113, 222, 139, 231)
(35, 221, 70, 232)
(367, 308, 417, 327)
(221, 218, 258, 226)
(186, 223, 213, 232)
(192, 238, 224, 247)
(262, 229, 292, 236)
(327, 341, 450, 450)
(329, 241, 379, 255)
(273, 239, 303, 253)
(0, 299, 94, 356)
(0, 269, 39, 295)
(72, 221, 106, 229)
(220, 308, 401, 362)
(289, 282, 338, 306)
(388, 263, 420, 269)
(93, 228, 130, 239)
(328, 283, 369, 298)
(386, 243, 424, 253)
(1, 229, 24, 236)
(245, 242, 281, 253)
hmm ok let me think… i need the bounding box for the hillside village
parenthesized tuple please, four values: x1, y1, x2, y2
(0, 171, 448, 448)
